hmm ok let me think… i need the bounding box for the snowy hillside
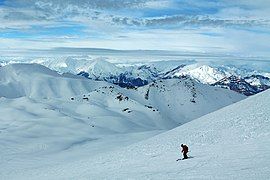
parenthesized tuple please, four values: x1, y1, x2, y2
(135, 77, 244, 124)
(0, 63, 109, 99)
(4, 89, 268, 179)
(0, 63, 244, 128)
(0, 63, 246, 179)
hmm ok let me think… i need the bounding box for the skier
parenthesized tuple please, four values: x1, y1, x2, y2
(181, 144, 189, 159)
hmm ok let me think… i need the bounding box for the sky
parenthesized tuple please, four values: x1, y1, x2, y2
(0, 0, 270, 58)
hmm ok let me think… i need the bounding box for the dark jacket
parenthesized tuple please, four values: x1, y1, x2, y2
(181, 145, 188, 153)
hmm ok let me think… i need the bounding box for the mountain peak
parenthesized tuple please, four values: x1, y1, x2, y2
(169, 64, 226, 84)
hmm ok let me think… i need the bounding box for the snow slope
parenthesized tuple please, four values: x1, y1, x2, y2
(0, 63, 248, 179)
(4, 89, 268, 180)
(0, 63, 244, 127)
(0, 63, 109, 99)
(135, 78, 244, 125)
(0, 63, 244, 136)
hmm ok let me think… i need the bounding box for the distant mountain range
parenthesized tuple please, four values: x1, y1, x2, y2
(1, 57, 269, 96)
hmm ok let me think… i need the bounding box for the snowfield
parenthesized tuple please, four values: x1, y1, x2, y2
(1, 63, 268, 179)
(1, 89, 268, 180)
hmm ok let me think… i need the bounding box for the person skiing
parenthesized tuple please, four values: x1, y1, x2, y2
(181, 144, 189, 159)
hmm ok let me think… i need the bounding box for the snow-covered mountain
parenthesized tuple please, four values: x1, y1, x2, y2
(31, 57, 122, 78)
(1, 73, 269, 179)
(244, 74, 270, 87)
(30, 57, 159, 88)
(165, 64, 226, 84)
(0, 63, 247, 178)
(0, 63, 244, 126)
(163, 63, 270, 96)
(213, 75, 270, 96)
(213, 75, 257, 96)
(1, 57, 270, 95)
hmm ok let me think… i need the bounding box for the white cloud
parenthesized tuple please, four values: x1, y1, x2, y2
(1, 0, 269, 31)
(0, 0, 270, 58)
(143, 0, 174, 9)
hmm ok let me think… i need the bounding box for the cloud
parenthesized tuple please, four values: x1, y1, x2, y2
(1, 0, 270, 31)
(111, 15, 270, 28)
(5, 0, 149, 13)
(0, 0, 270, 58)
(143, 0, 174, 9)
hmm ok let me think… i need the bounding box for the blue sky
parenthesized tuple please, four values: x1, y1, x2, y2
(0, 0, 270, 57)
